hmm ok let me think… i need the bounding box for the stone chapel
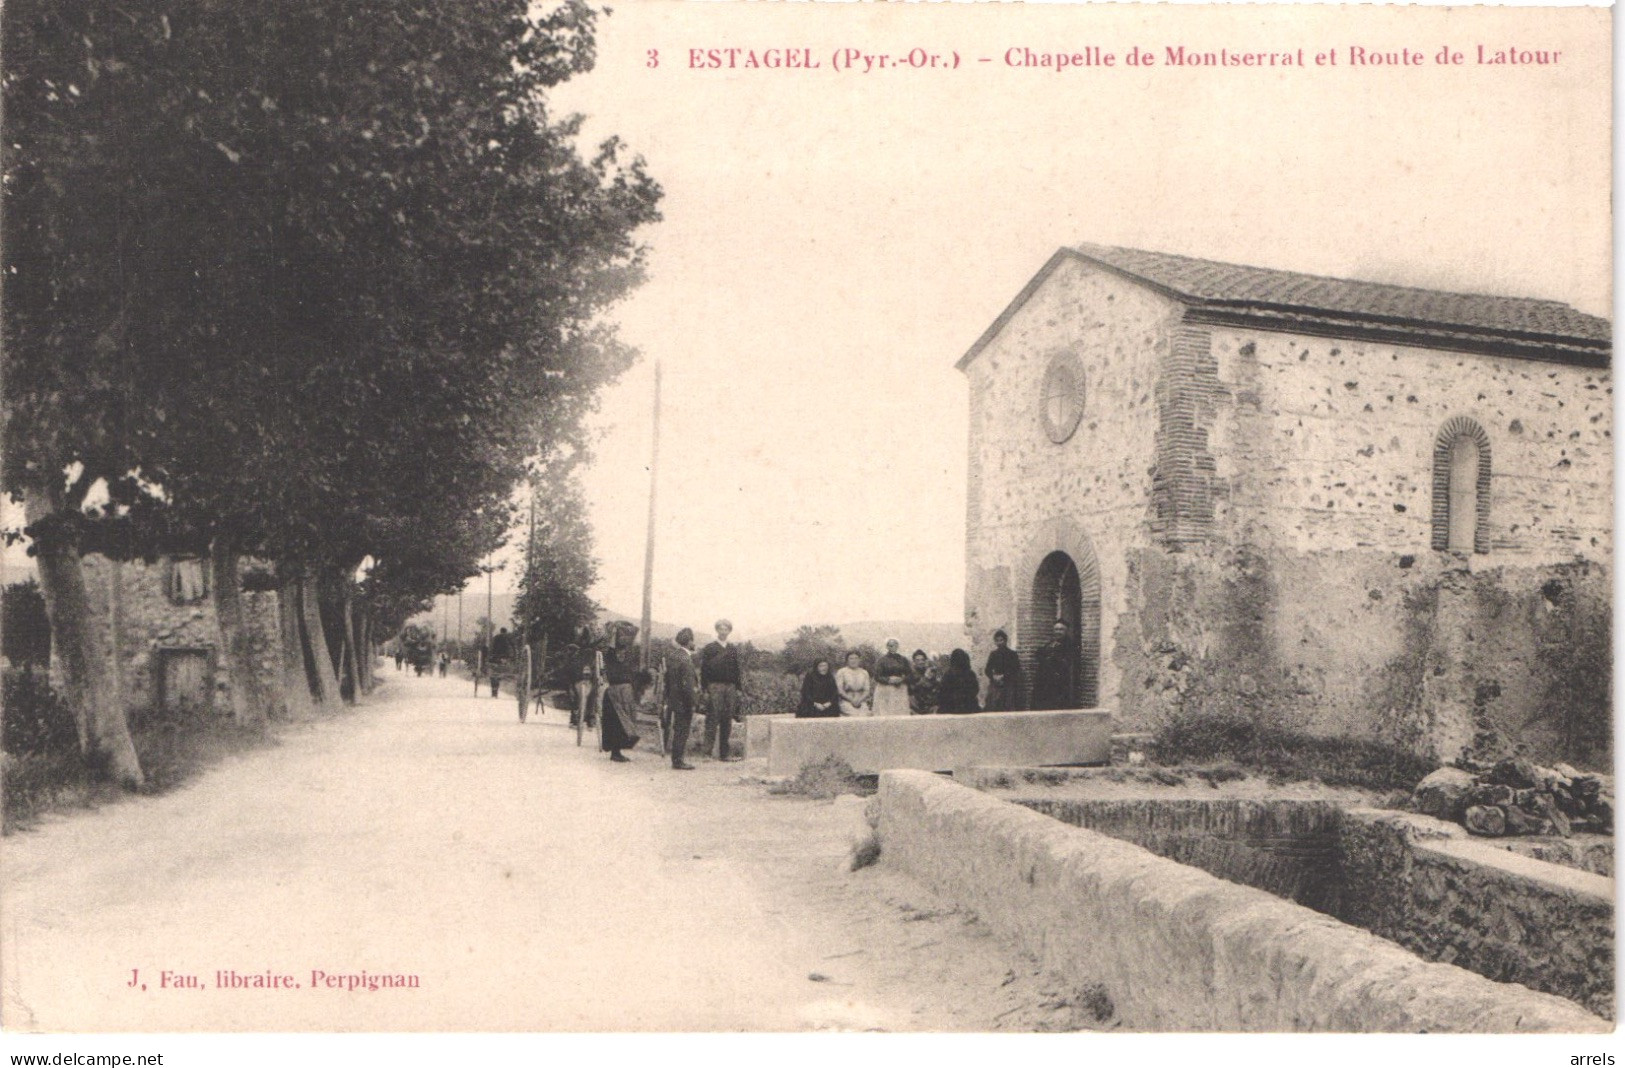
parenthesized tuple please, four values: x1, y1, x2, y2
(960, 244, 1611, 767)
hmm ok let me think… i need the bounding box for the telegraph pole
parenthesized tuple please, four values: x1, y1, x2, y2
(639, 362, 662, 668)
(525, 485, 537, 645)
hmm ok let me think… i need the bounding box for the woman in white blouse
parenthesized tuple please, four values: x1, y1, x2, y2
(836, 650, 873, 716)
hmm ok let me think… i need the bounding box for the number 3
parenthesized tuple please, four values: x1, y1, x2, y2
(647, 48, 659, 68)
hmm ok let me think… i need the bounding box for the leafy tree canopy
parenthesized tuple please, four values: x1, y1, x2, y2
(4, 0, 661, 595)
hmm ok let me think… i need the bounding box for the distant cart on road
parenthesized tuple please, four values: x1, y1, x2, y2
(473, 645, 535, 722)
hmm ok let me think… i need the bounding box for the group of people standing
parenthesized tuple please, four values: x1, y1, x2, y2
(659, 618, 747, 771)
(795, 621, 1079, 718)
(568, 617, 746, 771)
(557, 616, 1083, 767)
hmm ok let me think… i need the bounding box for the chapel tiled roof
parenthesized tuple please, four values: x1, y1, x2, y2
(959, 245, 1611, 370)
(1070, 243, 1611, 345)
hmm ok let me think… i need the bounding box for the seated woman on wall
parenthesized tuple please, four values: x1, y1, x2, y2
(937, 649, 982, 714)
(836, 650, 873, 716)
(908, 649, 939, 714)
(796, 658, 841, 718)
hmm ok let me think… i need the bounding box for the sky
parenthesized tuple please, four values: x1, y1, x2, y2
(530, 1, 1612, 637)
(5, 2, 1611, 645)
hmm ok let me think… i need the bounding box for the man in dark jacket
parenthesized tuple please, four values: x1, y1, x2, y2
(1030, 620, 1078, 711)
(983, 629, 1024, 711)
(488, 627, 515, 697)
(700, 618, 743, 761)
(665, 628, 700, 770)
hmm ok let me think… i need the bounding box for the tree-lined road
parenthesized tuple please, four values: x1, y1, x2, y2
(4, 673, 1072, 1032)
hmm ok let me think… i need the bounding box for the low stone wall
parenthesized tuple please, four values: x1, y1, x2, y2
(1502, 835, 1614, 878)
(1012, 797, 1345, 914)
(766, 710, 1111, 776)
(743, 714, 791, 759)
(877, 769, 1608, 1032)
(1337, 809, 1615, 1019)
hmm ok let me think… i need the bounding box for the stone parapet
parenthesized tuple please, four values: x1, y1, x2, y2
(765, 710, 1111, 777)
(1337, 808, 1614, 1018)
(876, 769, 1608, 1032)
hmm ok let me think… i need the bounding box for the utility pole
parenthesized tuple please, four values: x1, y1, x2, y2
(639, 361, 662, 668)
(525, 484, 537, 646)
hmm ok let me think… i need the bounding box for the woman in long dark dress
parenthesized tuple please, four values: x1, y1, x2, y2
(938, 648, 982, 714)
(600, 623, 641, 761)
(797, 658, 841, 718)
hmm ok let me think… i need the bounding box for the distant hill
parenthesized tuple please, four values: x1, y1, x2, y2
(753, 620, 967, 656)
(596, 608, 681, 642)
(407, 597, 963, 657)
(406, 595, 685, 645)
(406, 591, 520, 644)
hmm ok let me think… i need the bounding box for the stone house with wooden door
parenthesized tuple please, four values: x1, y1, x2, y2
(960, 244, 1611, 768)
(75, 552, 286, 717)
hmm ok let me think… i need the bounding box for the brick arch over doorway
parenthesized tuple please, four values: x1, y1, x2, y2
(1016, 519, 1101, 708)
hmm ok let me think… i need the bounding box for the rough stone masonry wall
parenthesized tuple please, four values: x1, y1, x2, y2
(1010, 797, 1346, 914)
(1112, 325, 1611, 765)
(877, 769, 1607, 1032)
(1210, 329, 1612, 561)
(78, 554, 283, 715)
(1114, 545, 1610, 768)
(963, 258, 1177, 705)
(976, 786, 1613, 1019)
(1336, 808, 1614, 1019)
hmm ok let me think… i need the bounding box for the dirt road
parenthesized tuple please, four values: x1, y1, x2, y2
(3, 671, 1077, 1032)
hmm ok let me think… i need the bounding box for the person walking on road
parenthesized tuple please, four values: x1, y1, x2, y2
(666, 628, 700, 769)
(600, 623, 641, 762)
(489, 627, 515, 698)
(700, 619, 743, 761)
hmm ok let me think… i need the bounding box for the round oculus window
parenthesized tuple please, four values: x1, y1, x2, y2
(1040, 353, 1086, 443)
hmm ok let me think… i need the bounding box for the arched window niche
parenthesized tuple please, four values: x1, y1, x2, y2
(1430, 416, 1492, 554)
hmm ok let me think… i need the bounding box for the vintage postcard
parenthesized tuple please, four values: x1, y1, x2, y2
(0, 0, 1611, 1062)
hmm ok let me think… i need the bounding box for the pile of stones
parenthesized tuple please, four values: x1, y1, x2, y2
(1412, 758, 1613, 838)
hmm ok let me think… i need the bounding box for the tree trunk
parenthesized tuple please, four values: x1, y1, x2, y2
(276, 575, 316, 719)
(300, 573, 340, 705)
(106, 558, 127, 725)
(359, 612, 375, 693)
(211, 538, 280, 727)
(23, 490, 144, 787)
(340, 586, 361, 704)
